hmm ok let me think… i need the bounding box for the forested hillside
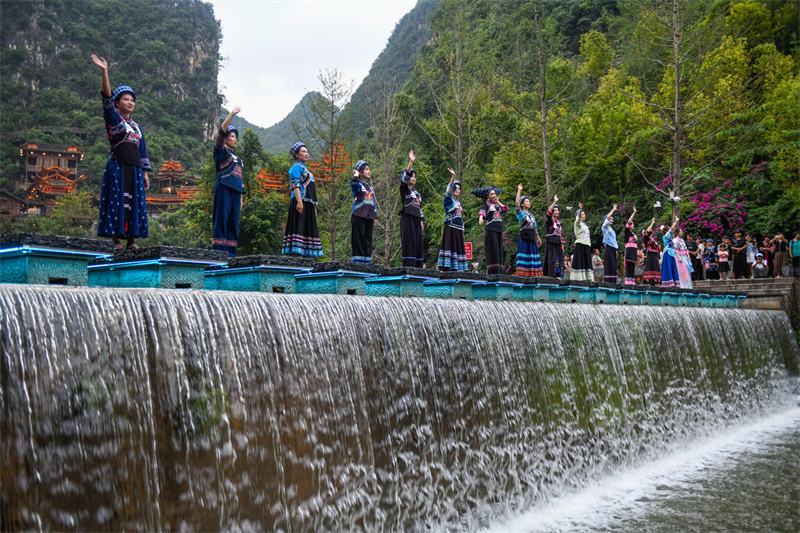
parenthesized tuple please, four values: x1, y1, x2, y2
(0, 0, 221, 194)
(233, 92, 320, 154)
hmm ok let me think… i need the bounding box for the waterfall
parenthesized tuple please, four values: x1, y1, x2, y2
(1, 285, 797, 531)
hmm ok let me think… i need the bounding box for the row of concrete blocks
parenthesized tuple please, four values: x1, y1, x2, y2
(0, 246, 741, 308)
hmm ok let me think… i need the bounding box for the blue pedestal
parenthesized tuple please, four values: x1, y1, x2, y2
(205, 265, 311, 293)
(603, 288, 621, 305)
(423, 279, 473, 300)
(1, 245, 110, 286)
(89, 257, 226, 289)
(513, 285, 536, 302)
(620, 290, 643, 305)
(725, 295, 739, 308)
(563, 286, 581, 303)
(643, 291, 662, 306)
(366, 276, 429, 298)
(295, 270, 377, 295)
(471, 282, 518, 301)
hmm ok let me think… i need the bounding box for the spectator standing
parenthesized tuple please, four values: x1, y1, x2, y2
(745, 234, 757, 278)
(717, 244, 730, 280)
(772, 234, 789, 277)
(759, 236, 774, 276)
(731, 230, 748, 279)
(703, 239, 719, 280)
(790, 232, 800, 277)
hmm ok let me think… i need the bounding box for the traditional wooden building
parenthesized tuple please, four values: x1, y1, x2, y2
(19, 142, 85, 214)
(256, 143, 351, 195)
(146, 159, 199, 212)
(0, 190, 29, 219)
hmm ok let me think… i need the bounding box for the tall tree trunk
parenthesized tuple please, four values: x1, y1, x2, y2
(533, 5, 553, 197)
(672, 0, 683, 219)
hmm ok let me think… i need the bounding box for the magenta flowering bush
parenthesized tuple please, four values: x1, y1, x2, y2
(681, 179, 747, 238)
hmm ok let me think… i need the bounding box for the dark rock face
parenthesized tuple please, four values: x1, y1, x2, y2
(312, 262, 384, 275)
(438, 271, 487, 281)
(228, 255, 316, 269)
(1, 233, 115, 254)
(110, 246, 229, 263)
(381, 267, 441, 279)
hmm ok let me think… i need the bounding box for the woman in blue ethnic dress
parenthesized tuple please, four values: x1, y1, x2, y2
(350, 160, 377, 263)
(513, 184, 543, 277)
(544, 195, 564, 278)
(281, 142, 323, 257)
(399, 151, 425, 267)
(212, 106, 243, 257)
(92, 54, 150, 250)
(660, 216, 681, 287)
(437, 168, 467, 271)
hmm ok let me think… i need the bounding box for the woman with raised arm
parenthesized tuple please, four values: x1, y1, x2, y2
(349, 160, 377, 263)
(601, 204, 619, 284)
(673, 227, 693, 288)
(399, 151, 425, 267)
(437, 168, 467, 271)
(211, 106, 244, 257)
(660, 216, 681, 287)
(92, 54, 151, 250)
(641, 218, 661, 285)
(281, 142, 323, 257)
(571, 202, 593, 281)
(513, 184, 543, 277)
(544, 195, 564, 278)
(478, 187, 508, 275)
(622, 206, 639, 285)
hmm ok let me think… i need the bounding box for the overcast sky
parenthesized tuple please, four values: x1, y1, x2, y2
(207, 0, 416, 128)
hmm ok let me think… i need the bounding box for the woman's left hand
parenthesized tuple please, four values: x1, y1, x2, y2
(143, 172, 150, 190)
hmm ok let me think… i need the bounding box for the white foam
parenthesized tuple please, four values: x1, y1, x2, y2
(484, 404, 800, 533)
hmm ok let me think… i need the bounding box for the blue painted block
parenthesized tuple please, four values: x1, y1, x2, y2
(471, 282, 518, 301)
(205, 265, 310, 293)
(548, 286, 568, 303)
(1, 246, 110, 286)
(89, 258, 222, 289)
(578, 288, 598, 303)
(366, 276, 427, 298)
(423, 279, 473, 300)
(513, 285, 536, 302)
(533, 284, 558, 302)
(295, 270, 377, 295)
(725, 295, 738, 308)
(604, 289, 621, 305)
(621, 290, 643, 305)
(564, 286, 581, 303)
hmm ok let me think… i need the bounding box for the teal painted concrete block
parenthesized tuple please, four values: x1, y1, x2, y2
(89, 262, 207, 289)
(578, 288, 601, 304)
(564, 287, 581, 303)
(604, 289, 621, 305)
(295, 271, 376, 295)
(620, 290, 643, 305)
(548, 287, 568, 303)
(366, 276, 426, 298)
(423, 280, 473, 300)
(472, 282, 516, 301)
(513, 285, 536, 302)
(1, 249, 109, 286)
(533, 285, 556, 302)
(643, 291, 662, 306)
(205, 266, 309, 293)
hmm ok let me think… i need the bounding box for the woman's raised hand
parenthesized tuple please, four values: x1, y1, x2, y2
(578, 202, 583, 209)
(408, 150, 415, 163)
(448, 168, 456, 176)
(517, 183, 523, 191)
(91, 54, 107, 70)
(232, 106, 241, 115)
(554, 194, 559, 203)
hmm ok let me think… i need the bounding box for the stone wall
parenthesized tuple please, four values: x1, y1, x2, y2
(694, 278, 800, 332)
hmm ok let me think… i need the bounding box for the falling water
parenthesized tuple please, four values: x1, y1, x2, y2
(0, 285, 797, 531)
